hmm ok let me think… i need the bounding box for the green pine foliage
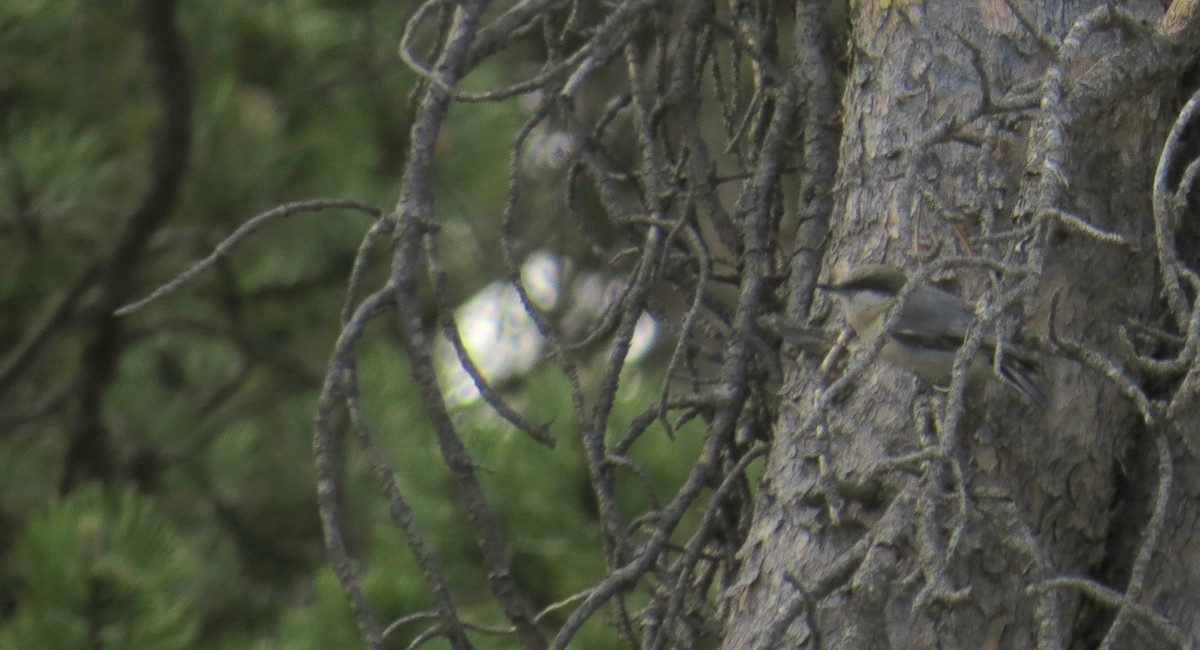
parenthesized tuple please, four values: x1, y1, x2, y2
(2, 488, 200, 649)
(1, 1, 709, 648)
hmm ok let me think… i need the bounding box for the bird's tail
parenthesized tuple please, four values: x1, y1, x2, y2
(999, 358, 1047, 408)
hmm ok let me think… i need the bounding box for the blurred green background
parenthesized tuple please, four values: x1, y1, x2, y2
(0, 1, 714, 647)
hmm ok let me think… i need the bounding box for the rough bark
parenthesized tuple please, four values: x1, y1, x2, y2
(724, 2, 1200, 648)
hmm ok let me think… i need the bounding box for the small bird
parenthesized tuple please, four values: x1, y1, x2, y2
(817, 264, 1046, 407)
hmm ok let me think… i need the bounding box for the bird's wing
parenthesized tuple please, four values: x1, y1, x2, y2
(889, 327, 967, 352)
(891, 288, 973, 348)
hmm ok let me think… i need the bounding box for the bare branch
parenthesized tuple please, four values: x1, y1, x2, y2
(116, 198, 383, 316)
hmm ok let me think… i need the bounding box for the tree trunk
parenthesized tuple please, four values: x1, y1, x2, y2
(725, 2, 1200, 648)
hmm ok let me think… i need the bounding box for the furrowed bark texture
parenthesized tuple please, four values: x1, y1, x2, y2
(724, 2, 1196, 648)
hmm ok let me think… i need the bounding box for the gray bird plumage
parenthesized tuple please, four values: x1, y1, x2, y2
(818, 264, 1047, 407)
